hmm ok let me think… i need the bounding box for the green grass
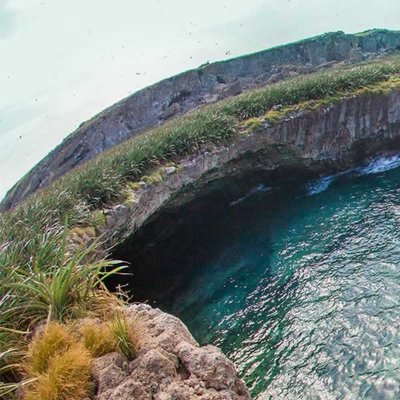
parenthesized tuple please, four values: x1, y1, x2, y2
(3, 59, 400, 236)
(8, 236, 124, 323)
(108, 312, 138, 360)
(5, 60, 400, 225)
(217, 61, 400, 120)
(0, 225, 125, 397)
(2, 56, 400, 396)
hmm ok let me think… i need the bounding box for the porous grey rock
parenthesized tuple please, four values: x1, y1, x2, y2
(95, 378, 149, 400)
(267, 71, 289, 84)
(220, 80, 242, 97)
(3, 29, 400, 211)
(160, 102, 182, 120)
(176, 342, 238, 391)
(93, 305, 250, 400)
(92, 352, 130, 394)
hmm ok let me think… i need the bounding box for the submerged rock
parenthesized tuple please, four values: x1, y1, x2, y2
(93, 304, 250, 400)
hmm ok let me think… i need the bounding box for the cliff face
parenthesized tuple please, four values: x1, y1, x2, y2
(98, 88, 400, 249)
(2, 29, 400, 211)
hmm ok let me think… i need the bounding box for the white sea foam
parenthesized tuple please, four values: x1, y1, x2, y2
(306, 170, 350, 196)
(356, 154, 400, 175)
(306, 175, 335, 196)
(229, 184, 270, 206)
(306, 154, 400, 196)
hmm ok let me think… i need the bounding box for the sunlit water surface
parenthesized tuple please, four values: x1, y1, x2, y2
(152, 156, 400, 399)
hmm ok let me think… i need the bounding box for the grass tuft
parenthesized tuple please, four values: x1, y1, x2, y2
(126, 181, 142, 191)
(24, 322, 92, 400)
(6, 230, 125, 323)
(108, 313, 138, 360)
(24, 345, 92, 400)
(89, 210, 107, 228)
(141, 169, 165, 185)
(240, 117, 262, 133)
(27, 323, 75, 374)
(79, 319, 116, 357)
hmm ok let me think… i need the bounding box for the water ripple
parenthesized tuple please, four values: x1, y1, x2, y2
(164, 161, 400, 399)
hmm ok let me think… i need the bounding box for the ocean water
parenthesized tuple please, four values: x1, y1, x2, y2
(153, 156, 400, 399)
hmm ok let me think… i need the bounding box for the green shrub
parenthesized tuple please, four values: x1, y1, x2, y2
(6, 229, 125, 323)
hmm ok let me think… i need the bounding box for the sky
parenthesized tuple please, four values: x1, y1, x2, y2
(1, 0, 400, 201)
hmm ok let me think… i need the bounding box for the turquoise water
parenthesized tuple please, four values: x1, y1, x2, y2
(158, 156, 400, 399)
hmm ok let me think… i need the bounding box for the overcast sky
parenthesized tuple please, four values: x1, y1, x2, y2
(1, 0, 400, 200)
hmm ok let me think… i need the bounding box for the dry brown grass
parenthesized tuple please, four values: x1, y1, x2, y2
(24, 322, 92, 400)
(79, 319, 116, 357)
(27, 323, 75, 375)
(5, 297, 142, 399)
(24, 345, 92, 400)
(23, 314, 142, 399)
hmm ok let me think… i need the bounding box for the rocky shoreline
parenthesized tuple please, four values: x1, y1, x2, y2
(93, 304, 249, 400)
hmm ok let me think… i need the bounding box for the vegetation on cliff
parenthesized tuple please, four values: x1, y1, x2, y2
(2, 55, 400, 397)
(22, 318, 139, 399)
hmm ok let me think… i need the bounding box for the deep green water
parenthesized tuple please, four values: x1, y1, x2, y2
(155, 155, 400, 399)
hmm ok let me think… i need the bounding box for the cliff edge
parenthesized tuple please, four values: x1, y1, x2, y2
(2, 28, 400, 211)
(93, 304, 250, 400)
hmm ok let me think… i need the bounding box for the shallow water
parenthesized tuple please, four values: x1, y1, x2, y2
(143, 155, 400, 399)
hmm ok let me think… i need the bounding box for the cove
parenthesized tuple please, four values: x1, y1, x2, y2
(112, 155, 400, 399)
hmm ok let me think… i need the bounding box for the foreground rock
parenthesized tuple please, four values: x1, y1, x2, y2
(92, 304, 250, 400)
(3, 29, 400, 211)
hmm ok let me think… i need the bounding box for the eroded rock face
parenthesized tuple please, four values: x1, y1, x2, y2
(99, 88, 400, 250)
(92, 304, 250, 400)
(3, 29, 400, 211)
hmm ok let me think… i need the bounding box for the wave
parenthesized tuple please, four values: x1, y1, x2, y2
(306, 170, 350, 196)
(306, 154, 400, 196)
(306, 175, 336, 196)
(229, 184, 270, 206)
(356, 154, 400, 175)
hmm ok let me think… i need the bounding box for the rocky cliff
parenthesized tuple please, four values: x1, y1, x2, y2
(97, 88, 400, 249)
(2, 29, 400, 211)
(68, 84, 400, 400)
(92, 304, 249, 400)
